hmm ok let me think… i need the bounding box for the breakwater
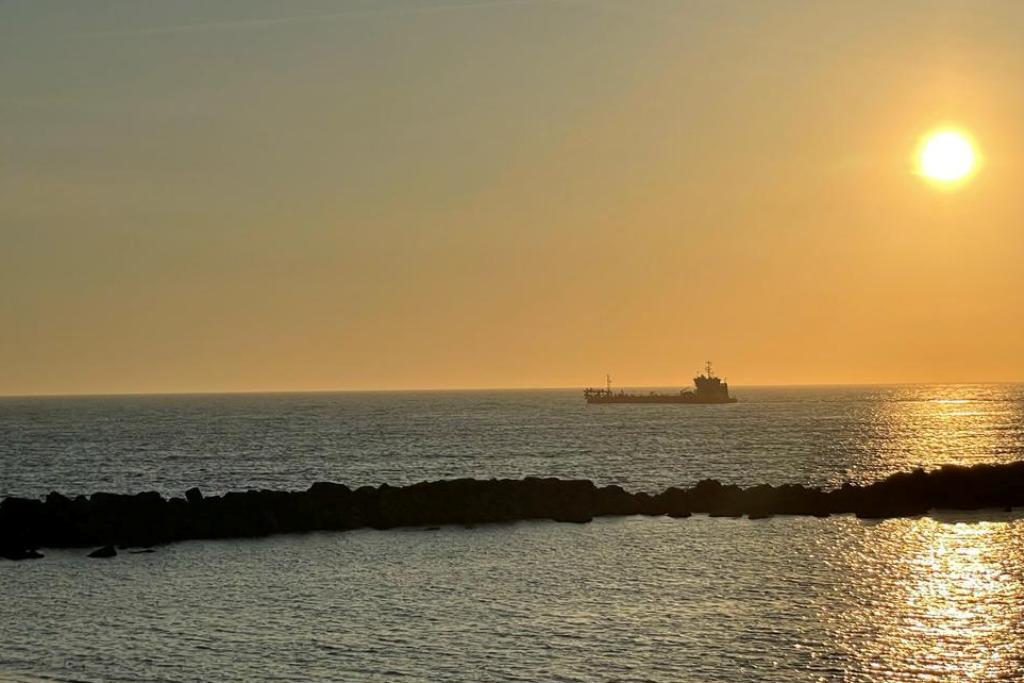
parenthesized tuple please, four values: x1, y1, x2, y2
(3, 461, 1024, 559)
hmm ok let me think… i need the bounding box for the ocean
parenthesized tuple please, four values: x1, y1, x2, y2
(3, 385, 1024, 681)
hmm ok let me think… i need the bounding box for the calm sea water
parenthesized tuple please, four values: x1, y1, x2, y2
(3, 385, 1024, 682)
(3, 385, 1024, 498)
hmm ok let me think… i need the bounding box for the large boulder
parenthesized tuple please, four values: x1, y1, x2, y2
(1, 546, 44, 561)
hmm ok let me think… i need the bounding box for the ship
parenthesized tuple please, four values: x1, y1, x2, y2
(583, 362, 737, 404)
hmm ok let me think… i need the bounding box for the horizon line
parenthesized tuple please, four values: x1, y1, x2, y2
(2, 379, 1022, 400)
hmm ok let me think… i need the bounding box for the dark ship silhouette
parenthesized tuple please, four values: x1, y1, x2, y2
(584, 362, 737, 404)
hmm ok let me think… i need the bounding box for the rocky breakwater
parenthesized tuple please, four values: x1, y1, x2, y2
(3, 461, 1024, 559)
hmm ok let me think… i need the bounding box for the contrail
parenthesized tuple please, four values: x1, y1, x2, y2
(85, 0, 564, 38)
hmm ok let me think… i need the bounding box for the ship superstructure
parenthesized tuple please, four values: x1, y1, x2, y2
(584, 362, 737, 404)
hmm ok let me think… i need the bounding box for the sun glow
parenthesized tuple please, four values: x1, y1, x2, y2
(917, 129, 977, 185)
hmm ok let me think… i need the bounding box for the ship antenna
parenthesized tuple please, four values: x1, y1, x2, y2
(606, 374, 612, 393)
(705, 360, 712, 377)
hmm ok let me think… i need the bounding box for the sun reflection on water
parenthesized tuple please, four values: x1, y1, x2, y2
(835, 384, 1023, 488)
(829, 387, 1024, 681)
(834, 516, 1024, 682)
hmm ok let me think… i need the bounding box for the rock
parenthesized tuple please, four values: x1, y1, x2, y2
(595, 484, 641, 516)
(129, 548, 155, 554)
(308, 481, 350, 497)
(87, 545, 117, 558)
(3, 461, 1024, 552)
(855, 506, 928, 520)
(1, 547, 43, 561)
(552, 512, 593, 524)
(630, 492, 663, 516)
(46, 491, 72, 508)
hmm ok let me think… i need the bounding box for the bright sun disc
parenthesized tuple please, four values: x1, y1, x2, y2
(918, 129, 976, 184)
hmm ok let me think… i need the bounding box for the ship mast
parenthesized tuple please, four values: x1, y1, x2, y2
(705, 360, 713, 378)
(606, 374, 612, 393)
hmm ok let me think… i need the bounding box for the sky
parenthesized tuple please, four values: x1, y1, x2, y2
(3, 0, 1024, 395)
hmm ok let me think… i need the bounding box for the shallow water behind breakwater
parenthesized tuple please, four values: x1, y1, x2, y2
(4, 513, 1024, 682)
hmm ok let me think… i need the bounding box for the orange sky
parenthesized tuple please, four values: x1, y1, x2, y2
(2, 1, 1024, 395)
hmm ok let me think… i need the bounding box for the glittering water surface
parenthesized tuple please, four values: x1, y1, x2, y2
(3, 515, 1024, 682)
(3, 385, 1024, 682)
(2, 385, 1023, 498)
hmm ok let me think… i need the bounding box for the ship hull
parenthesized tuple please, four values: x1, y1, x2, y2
(585, 395, 737, 404)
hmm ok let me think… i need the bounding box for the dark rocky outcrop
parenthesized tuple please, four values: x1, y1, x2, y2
(1, 546, 43, 561)
(87, 545, 117, 558)
(2, 461, 1023, 553)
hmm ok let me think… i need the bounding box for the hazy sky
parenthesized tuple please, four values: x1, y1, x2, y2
(3, 0, 1024, 395)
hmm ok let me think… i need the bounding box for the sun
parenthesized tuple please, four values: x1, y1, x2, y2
(917, 128, 977, 185)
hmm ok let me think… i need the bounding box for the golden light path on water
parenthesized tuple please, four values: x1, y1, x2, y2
(833, 384, 1021, 489)
(830, 387, 1024, 682)
(832, 516, 1024, 682)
